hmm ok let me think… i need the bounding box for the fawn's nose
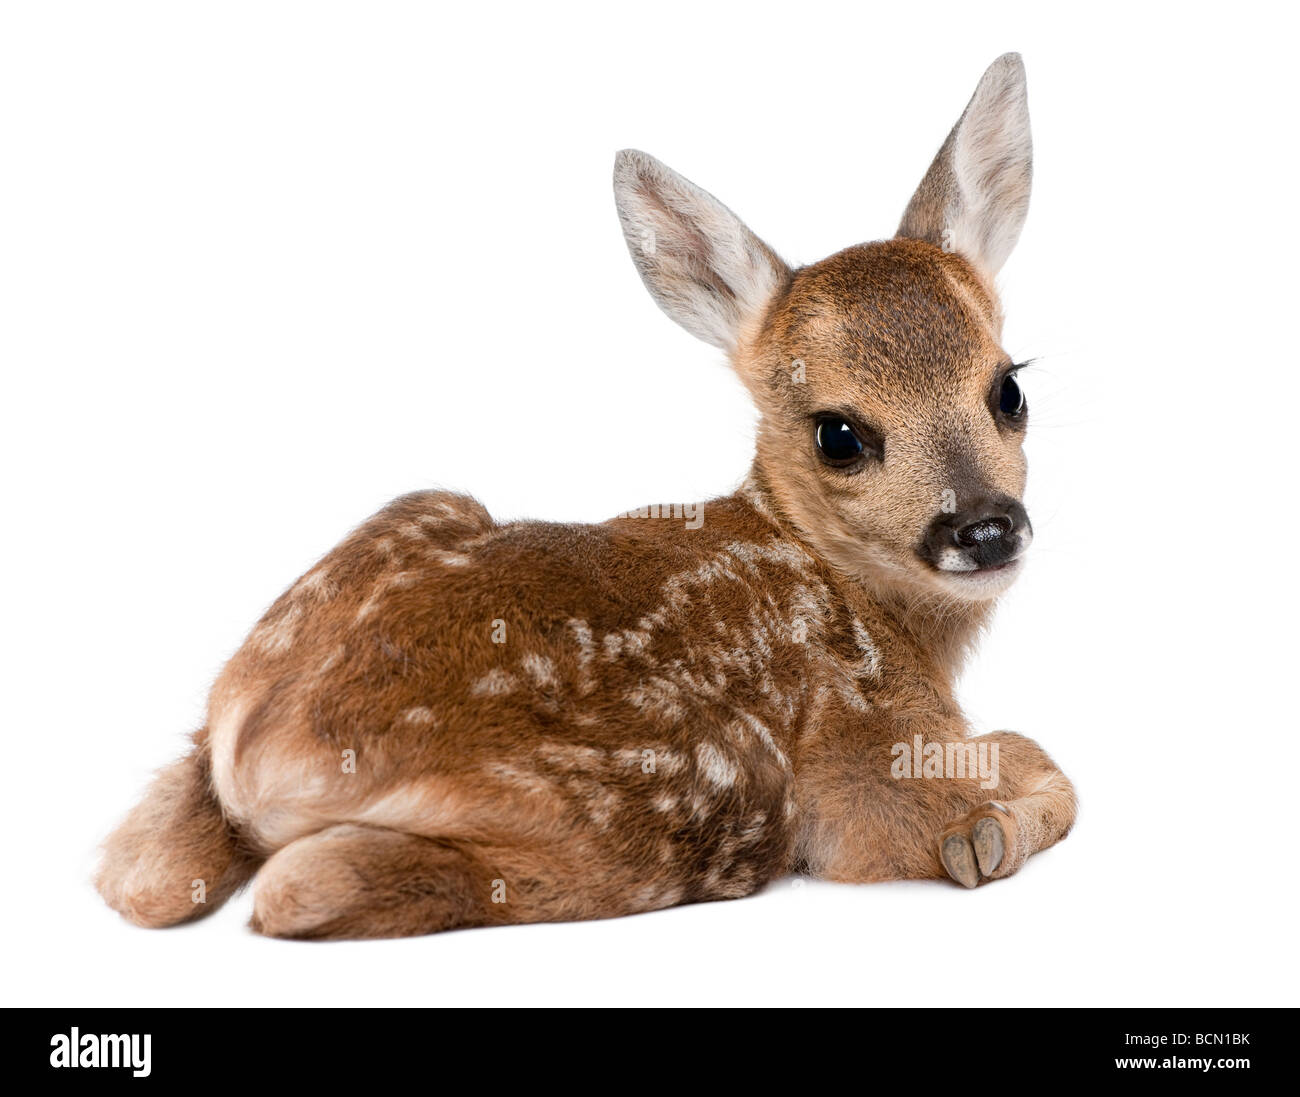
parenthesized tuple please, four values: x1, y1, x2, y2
(956, 516, 1013, 548)
(920, 497, 1032, 573)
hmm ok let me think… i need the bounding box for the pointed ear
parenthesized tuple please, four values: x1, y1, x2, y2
(613, 150, 790, 350)
(898, 53, 1032, 279)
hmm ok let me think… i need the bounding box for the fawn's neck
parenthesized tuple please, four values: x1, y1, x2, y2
(737, 464, 996, 679)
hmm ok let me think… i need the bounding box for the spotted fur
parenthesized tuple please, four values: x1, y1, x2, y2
(97, 54, 1075, 939)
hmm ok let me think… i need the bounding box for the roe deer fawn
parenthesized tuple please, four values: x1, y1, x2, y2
(97, 53, 1075, 939)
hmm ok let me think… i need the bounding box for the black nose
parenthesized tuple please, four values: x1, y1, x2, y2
(956, 516, 1013, 548)
(920, 497, 1031, 572)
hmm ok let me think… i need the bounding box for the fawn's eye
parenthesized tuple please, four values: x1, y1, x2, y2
(998, 373, 1025, 418)
(815, 417, 867, 466)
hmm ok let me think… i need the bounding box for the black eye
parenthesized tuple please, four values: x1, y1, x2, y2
(998, 373, 1025, 417)
(815, 417, 866, 466)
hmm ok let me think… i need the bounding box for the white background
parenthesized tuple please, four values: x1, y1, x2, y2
(3, 1, 1296, 1007)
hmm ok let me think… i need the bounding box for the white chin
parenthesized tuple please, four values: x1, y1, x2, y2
(931, 558, 1023, 599)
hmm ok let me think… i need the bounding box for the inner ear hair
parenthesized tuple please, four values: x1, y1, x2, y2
(613, 149, 791, 351)
(897, 52, 1033, 280)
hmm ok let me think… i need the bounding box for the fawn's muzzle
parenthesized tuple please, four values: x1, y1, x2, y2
(920, 497, 1032, 573)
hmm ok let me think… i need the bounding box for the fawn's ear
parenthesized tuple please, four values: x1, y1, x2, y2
(614, 150, 790, 350)
(898, 53, 1032, 279)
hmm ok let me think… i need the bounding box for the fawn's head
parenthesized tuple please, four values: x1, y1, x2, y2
(614, 54, 1035, 604)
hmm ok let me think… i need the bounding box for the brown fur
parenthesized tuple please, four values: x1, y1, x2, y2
(96, 54, 1075, 939)
(95, 742, 258, 927)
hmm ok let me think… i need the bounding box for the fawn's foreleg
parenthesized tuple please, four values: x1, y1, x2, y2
(936, 731, 1076, 887)
(798, 726, 1075, 888)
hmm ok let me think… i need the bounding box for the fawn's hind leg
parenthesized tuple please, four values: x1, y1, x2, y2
(937, 731, 1077, 888)
(249, 825, 508, 940)
(97, 739, 259, 927)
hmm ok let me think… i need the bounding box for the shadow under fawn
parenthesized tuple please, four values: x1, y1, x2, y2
(97, 53, 1076, 939)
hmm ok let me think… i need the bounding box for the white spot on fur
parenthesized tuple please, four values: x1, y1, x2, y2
(725, 539, 806, 574)
(250, 604, 302, 655)
(585, 788, 621, 830)
(354, 596, 380, 622)
(293, 568, 336, 600)
(488, 762, 553, 795)
(728, 712, 790, 770)
(626, 676, 685, 722)
(619, 627, 652, 656)
(695, 741, 738, 789)
(633, 882, 683, 910)
(520, 653, 557, 689)
(568, 619, 596, 695)
(471, 669, 518, 697)
(402, 706, 436, 725)
(538, 741, 604, 769)
(851, 619, 882, 679)
(316, 645, 345, 678)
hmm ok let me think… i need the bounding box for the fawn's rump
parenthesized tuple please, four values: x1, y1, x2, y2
(100, 490, 819, 928)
